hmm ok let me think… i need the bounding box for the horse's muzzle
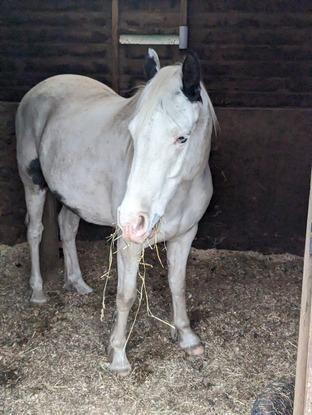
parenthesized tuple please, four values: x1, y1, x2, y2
(118, 211, 161, 244)
(119, 212, 149, 244)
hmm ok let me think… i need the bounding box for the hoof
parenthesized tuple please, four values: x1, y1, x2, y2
(30, 290, 48, 304)
(184, 343, 205, 357)
(108, 358, 132, 376)
(109, 364, 131, 377)
(65, 279, 93, 295)
(108, 347, 131, 376)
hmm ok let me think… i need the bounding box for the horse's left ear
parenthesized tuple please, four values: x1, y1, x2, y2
(182, 51, 202, 102)
(144, 48, 160, 81)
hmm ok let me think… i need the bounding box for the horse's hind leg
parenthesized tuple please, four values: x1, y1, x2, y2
(24, 185, 48, 304)
(58, 206, 93, 294)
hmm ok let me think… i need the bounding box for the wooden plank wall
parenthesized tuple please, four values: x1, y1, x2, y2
(0, 0, 312, 255)
(1, 0, 311, 107)
(0, 0, 112, 101)
(189, 0, 312, 107)
(118, 0, 182, 93)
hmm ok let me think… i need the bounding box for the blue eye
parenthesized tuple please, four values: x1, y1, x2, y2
(178, 136, 188, 143)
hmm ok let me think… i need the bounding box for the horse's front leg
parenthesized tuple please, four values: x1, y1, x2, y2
(167, 225, 204, 356)
(108, 239, 141, 375)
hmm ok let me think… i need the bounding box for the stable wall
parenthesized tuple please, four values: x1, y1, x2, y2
(1, 1, 312, 107)
(0, 0, 311, 255)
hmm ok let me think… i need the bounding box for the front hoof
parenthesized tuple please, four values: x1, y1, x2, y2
(108, 348, 132, 376)
(108, 359, 132, 376)
(108, 364, 131, 377)
(184, 343, 205, 357)
(30, 290, 48, 304)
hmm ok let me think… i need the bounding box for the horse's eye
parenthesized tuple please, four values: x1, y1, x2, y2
(177, 136, 188, 143)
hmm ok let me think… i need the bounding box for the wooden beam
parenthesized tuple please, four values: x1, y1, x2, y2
(180, 0, 188, 26)
(111, 0, 119, 93)
(294, 168, 312, 414)
(305, 296, 312, 414)
(40, 191, 59, 280)
(179, 0, 188, 49)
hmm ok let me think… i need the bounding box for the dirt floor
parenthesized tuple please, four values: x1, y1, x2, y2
(0, 241, 302, 415)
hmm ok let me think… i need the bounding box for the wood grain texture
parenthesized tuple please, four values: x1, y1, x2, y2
(0, 1, 112, 101)
(1, 0, 311, 106)
(112, 0, 119, 92)
(180, 0, 187, 25)
(293, 170, 312, 414)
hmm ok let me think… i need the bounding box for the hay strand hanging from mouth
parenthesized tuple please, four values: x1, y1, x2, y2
(100, 228, 120, 322)
(123, 247, 174, 351)
(100, 222, 173, 344)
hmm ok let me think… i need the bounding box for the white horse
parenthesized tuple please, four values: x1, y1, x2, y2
(16, 49, 217, 374)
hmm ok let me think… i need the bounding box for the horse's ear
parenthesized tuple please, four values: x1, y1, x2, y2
(182, 51, 202, 102)
(144, 48, 160, 81)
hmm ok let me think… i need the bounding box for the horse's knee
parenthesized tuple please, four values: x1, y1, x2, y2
(27, 222, 44, 243)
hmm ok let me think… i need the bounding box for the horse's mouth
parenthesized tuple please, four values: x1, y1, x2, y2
(145, 214, 162, 242)
(147, 222, 160, 241)
(128, 219, 161, 245)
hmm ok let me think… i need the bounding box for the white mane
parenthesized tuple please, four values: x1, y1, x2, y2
(133, 65, 181, 129)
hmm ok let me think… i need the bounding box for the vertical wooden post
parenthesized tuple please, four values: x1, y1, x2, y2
(40, 191, 59, 280)
(179, 0, 188, 53)
(180, 0, 188, 26)
(112, 0, 119, 93)
(294, 169, 312, 414)
(305, 303, 312, 414)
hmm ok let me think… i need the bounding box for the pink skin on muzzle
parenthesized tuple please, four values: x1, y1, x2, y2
(120, 213, 150, 244)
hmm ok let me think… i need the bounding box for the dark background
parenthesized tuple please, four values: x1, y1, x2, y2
(0, 0, 311, 255)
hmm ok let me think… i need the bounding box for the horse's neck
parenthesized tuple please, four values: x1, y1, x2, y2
(104, 91, 142, 162)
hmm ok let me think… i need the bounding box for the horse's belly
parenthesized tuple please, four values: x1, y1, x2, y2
(47, 173, 116, 225)
(39, 114, 130, 226)
(40, 143, 127, 226)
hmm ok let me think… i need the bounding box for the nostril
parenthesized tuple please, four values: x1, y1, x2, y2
(120, 212, 149, 241)
(133, 214, 146, 233)
(138, 215, 145, 230)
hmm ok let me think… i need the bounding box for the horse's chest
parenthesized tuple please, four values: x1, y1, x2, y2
(157, 173, 212, 241)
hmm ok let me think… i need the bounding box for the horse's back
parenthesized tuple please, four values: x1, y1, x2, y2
(20, 74, 115, 106)
(16, 75, 118, 171)
(17, 75, 116, 134)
